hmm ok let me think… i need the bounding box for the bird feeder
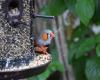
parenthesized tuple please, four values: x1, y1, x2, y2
(0, 0, 54, 79)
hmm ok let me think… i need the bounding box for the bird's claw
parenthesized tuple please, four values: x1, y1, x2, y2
(34, 46, 48, 55)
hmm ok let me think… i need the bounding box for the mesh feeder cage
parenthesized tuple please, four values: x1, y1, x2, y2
(0, 0, 54, 79)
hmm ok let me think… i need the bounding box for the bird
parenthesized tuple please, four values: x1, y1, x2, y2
(33, 29, 55, 54)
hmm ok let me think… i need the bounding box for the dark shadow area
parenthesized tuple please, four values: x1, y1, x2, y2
(8, 0, 19, 10)
(47, 71, 62, 80)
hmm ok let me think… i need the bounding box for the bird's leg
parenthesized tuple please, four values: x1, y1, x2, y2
(40, 46, 48, 54)
(34, 46, 48, 54)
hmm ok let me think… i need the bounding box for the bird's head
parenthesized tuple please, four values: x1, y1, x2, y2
(38, 29, 55, 46)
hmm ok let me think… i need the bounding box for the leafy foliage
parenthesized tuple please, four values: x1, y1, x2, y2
(42, 0, 95, 26)
(93, 0, 100, 23)
(85, 57, 100, 80)
(72, 25, 89, 38)
(39, 0, 100, 80)
(96, 34, 100, 43)
(75, 37, 96, 58)
(96, 44, 100, 57)
(73, 57, 87, 80)
(68, 37, 96, 63)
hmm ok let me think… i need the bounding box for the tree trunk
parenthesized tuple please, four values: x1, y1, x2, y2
(52, 16, 75, 80)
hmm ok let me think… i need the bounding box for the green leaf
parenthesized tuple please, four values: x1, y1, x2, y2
(73, 57, 87, 80)
(48, 60, 64, 72)
(95, 34, 100, 43)
(68, 43, 78, 63)
(75, 37, 96, 59)
(63, 0, 76, 8)
(92, 0, 100, 23)
(96, 44, 100, 57)
(68, 36, 96, 62)
(75, 0, 95, 25)
(51, 48, 58, 61)
(85, 57, 100, 80)
(50, 45, 64, 72)
(42, 0, 67, 16)
(73, 25, 88, 38)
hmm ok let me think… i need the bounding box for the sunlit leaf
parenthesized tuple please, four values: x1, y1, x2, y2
(75, 0, 95, 25)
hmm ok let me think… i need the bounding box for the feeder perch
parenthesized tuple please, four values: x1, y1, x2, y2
(0, 0, 54, 79)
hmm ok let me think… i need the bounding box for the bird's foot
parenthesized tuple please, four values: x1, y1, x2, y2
(34, 46, 48, 55)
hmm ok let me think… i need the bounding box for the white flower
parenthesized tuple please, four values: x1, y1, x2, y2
(74, 37, 79, 42)
(92, 24, 100, 34)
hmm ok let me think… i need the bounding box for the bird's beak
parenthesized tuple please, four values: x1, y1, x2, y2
(50, 32, 55, 39)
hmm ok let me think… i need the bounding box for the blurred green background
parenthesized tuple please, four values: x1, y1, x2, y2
(28, 0, 100, 80)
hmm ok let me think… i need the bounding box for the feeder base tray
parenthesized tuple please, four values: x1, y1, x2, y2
(0, 54, 51, 80)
